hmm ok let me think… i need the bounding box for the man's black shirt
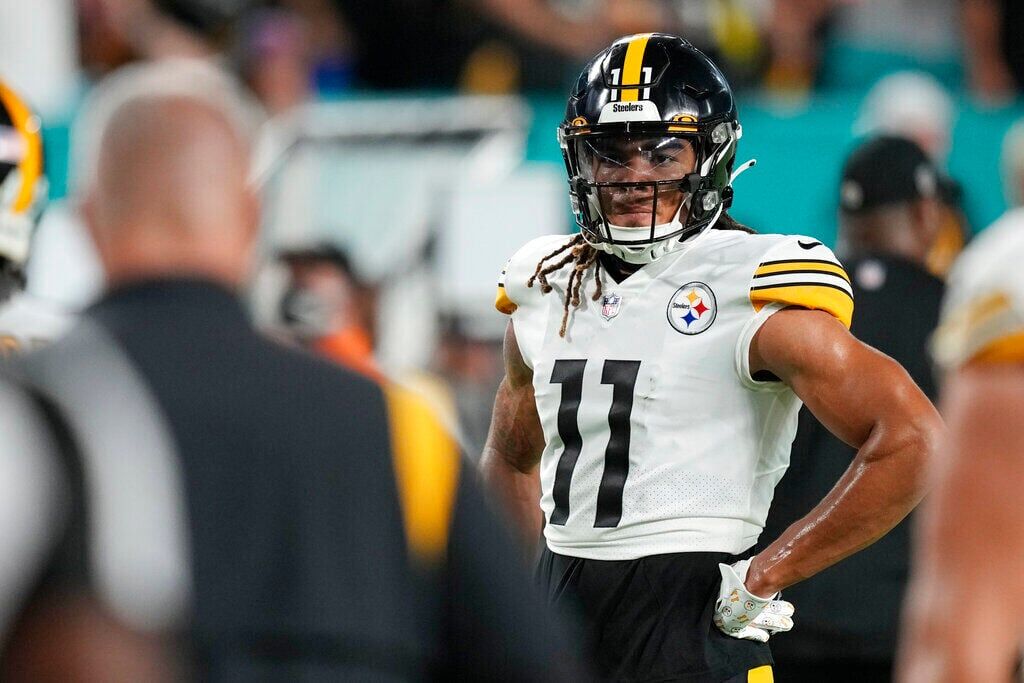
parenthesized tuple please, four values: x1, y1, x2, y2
(5, 278, 586, 681)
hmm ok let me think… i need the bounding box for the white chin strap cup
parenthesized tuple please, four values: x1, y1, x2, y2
(591, 201, 724, 265)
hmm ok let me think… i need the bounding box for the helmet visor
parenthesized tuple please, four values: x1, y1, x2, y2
(573, 134, 698, 229)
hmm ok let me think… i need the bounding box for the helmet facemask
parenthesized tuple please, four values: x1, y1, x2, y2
(562, 122, 740, 264)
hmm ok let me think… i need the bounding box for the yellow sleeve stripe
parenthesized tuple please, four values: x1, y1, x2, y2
(971, 330, 1024, 365)
(384, 385, 461, 565)
(495, 285, 517, 314)
(755, 260, 850, 282)
(748, 665, 774, 682)
(0, 83, 43, 214)
(750, 283, 854, 328)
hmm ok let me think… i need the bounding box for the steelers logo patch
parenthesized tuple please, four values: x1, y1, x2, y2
(666, 282, 717, 335)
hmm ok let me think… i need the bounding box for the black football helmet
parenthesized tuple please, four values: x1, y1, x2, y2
(560, 33, 747, 263)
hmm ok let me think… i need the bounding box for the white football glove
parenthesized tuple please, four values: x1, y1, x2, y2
(712, 559, 795, 643)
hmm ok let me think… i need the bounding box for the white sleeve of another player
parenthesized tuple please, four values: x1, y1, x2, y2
(932, 232, 1024, 369)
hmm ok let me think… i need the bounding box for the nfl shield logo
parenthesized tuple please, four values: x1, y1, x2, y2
(600, 293, 622, 321)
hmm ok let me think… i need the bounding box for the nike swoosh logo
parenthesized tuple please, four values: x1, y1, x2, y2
(798, 240, 823, 250)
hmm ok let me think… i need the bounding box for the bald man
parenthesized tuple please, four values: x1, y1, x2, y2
(0, 60, 586, 681)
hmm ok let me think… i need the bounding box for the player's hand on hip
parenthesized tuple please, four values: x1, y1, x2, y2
(713, 559, 795, 642)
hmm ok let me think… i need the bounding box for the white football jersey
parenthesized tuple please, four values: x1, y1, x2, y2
(497, 229, 853, 560)
(932, 208, 1024, 369)
(0, 292, 74, 361)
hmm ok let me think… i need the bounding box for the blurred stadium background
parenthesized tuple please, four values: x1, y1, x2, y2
(2, 0, 1023, 454)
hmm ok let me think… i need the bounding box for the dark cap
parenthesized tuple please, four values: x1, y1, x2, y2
(839, 135, 939, 214)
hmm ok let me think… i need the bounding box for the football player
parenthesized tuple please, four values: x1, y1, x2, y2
(0, 79, 71, 358)
(898, 210, 1024, 682)
(481, 34, 943, 682)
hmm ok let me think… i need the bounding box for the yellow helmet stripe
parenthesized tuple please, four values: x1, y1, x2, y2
(0, 83, 43, 214)
(620, 34, 652, 102)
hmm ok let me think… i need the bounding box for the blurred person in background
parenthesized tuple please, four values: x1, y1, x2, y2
(962, 0, 1024, 104)
(898, 169, 1024, 683)
(234, 8, 317, 115)
(433, 315, 503, 460)
(76, 0, 213, 76)
(764, 0, 962, 94)
(855, 72, 956, 165)
(330, 0, 671, 91)
(1001, 117, 1024, 209)
(276, 242, 379, 379)
(0, 81, 73, 360)
(855, 72, 970, 277)
(0, 59, 587, 681)
(761, 136, 946, 683)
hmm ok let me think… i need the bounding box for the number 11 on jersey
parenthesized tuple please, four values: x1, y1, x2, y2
(549, 359, 641, 528)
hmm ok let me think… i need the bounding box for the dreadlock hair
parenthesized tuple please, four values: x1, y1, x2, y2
(527, 213, 756, 338)
(526, 234, 601, 338)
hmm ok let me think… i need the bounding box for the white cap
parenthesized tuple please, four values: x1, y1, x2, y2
(854, 71, 955, 163)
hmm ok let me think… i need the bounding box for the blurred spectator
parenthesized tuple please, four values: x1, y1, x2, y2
(962, 0, 1024, 104)
(276, 242, 380, 379)
(329, 0, 671, 91)
(765, 0, 960, 93)
(855, 71, 956, 164)
(763, 0, 833, 92)
(0, 59, 587, 681)
(76, 0, 212, 77)
(0, 81, 73, 359)
(235, 9, 315, 115)
(854, 72, 970, 277)
(1002, 118, 1024, 207)
(762, 136, 946, 683)
(433, 315, 503, 459)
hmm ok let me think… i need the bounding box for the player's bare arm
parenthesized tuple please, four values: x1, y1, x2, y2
(480, 321, 546, 551)
(897, 364, 1024, 683)
(743, 307, 944, 597)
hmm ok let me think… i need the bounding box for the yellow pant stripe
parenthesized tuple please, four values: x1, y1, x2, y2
(748, 665, 774, 682)
(384, 385, 461, 565)
(620, 34, 651, 102)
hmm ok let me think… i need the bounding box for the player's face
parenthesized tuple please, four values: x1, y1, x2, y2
(581, 135, 698, 228)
